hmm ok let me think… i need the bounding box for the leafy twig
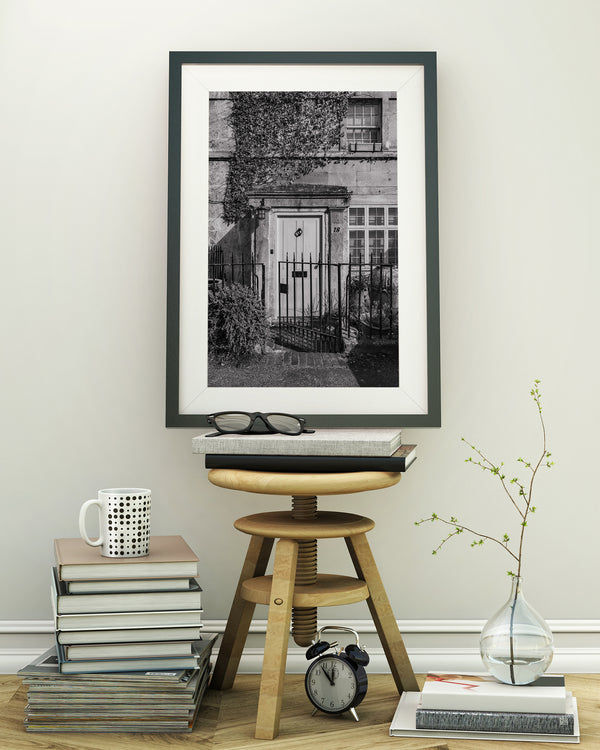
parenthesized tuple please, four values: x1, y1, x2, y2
(415, 380, 553, 578)
(415, 513, 518, 561)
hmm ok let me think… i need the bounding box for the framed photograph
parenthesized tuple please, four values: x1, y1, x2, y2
(166, 52, 440, 428)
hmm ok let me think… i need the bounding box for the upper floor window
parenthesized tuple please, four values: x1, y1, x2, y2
(346, 99, 382, 145)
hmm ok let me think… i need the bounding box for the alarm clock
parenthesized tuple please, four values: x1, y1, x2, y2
(304, 625, 369, 721)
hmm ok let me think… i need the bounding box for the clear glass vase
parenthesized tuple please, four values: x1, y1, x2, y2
(480, 576, 553, 685)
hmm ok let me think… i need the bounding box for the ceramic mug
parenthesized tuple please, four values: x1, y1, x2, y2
(79, 488, 151, 557)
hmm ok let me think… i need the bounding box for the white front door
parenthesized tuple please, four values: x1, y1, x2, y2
(277, 215, 323, 318)
(277, 215, 322, 262)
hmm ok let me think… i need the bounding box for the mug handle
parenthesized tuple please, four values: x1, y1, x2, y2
(79, 499, 103, 547)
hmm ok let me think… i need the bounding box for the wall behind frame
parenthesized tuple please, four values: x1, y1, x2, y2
(1, 0, 599, 669)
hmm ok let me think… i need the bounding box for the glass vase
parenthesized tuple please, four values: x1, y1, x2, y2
(480, 576, 553, 685)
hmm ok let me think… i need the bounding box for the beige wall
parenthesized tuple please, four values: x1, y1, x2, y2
(1, 0, 599, 666)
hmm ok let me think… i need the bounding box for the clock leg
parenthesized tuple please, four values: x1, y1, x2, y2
(255, 537, 298, 740)
(212, 535, 274, 690)
(345, 533, 419, 693)
(349, 707, 360, 722)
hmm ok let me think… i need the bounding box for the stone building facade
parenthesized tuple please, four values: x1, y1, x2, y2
(208, 92, 398, 326)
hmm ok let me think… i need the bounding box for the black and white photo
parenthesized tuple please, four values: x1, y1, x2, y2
(166, 52, 440, 427)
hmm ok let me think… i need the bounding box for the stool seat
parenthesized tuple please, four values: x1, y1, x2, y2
(241, 573, 369, 607)
(208, 468, 401, 496)
(234, 510, 375, 539)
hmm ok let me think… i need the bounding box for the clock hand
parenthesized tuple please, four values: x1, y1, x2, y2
(321, 665, 335, 686)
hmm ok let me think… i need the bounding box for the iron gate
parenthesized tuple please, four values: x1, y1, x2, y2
(278, 257, 397, 353)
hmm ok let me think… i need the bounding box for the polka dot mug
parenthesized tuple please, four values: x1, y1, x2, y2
(79, 488, 151, 557)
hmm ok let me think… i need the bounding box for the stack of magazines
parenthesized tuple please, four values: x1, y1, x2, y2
(18, 634, 217, 733)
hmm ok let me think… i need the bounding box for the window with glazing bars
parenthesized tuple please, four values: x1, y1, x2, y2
(346, 99, 382, 144)
(348, 206, 398, 264)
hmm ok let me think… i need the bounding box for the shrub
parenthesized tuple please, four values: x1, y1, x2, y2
(208, 283, 270, 365)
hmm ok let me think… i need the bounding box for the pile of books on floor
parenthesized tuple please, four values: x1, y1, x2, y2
(194, 426, 417, 473)
(18, 535, 218, 733)
(390, 672, 580, 743)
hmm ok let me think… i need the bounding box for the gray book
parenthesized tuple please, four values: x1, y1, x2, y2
(193, 427, 402, 456)
(56, 626, 203, 645)
(416, 703, 575, 734)
(390, 692, 580, 743)
(52, 568, 202, 614)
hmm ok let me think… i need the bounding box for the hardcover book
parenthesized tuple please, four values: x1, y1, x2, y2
(56, 626, 204, 645)
(51, 607, 204, 632)
(54, 536, 199, 581)
(390, 692, 580, 743)
(419, 672, 568, 713)
(51, 568, 202, 614)
(192, 426, 403, 456)
(55, 644, 201, 673)
(61, 640, 197, 661)
(416, 703, 575, 734)
(66, 578, 196, 594)
(204, 444, 417, 473)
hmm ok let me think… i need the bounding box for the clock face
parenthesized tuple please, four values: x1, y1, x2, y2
(305, 655, 365, 714)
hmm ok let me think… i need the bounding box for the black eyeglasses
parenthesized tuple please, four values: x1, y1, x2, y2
(206, 411, 314, 437)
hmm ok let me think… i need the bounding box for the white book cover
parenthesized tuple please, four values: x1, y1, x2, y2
(66, 578, 194, 593)
(63, 640, 195, 660)
(192, 427, 402, 456)
(390, 692, 580, 743)
(57, 626, 203, 644)
(420, 673, 568, 713)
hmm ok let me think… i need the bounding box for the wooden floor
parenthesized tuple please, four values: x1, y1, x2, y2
(1, 673, 599, 749)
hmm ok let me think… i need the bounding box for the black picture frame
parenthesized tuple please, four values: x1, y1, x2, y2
(166, 51, 440, 428)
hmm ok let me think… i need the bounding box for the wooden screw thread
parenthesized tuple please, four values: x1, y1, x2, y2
(291, 495, 318, 646)
(291, 607, 318, 646)
(291, 497, 317, 585)
(291, 495, 318, 520)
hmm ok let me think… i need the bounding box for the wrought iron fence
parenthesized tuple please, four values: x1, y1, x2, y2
(208, 245, 265, 304)
(278, 256, 397, 353)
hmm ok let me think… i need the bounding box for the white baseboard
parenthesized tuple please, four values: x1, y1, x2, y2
(3, 619, 600, 674)
(215, 646, 600, 675)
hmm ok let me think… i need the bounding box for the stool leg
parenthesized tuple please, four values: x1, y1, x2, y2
(346, 533, 419, 693)
(211, 535, 274, 691)
(255, 537, 298, 740)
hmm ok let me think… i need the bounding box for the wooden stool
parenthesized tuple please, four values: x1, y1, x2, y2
(208, 469, 418, 739)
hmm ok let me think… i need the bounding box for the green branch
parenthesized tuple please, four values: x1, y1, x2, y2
(462, 440, 526, 519)
(415, 514, 518, 562)
(415, 380, 553, 579)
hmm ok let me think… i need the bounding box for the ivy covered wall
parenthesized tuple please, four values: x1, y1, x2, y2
(222, 92, 350, 224)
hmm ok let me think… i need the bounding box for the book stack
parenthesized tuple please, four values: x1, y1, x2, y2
(193, 426, 416, 473)
(18, 634, 217, 733)
(18, 535, 217, 733)
(390, 672, 580, 743)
